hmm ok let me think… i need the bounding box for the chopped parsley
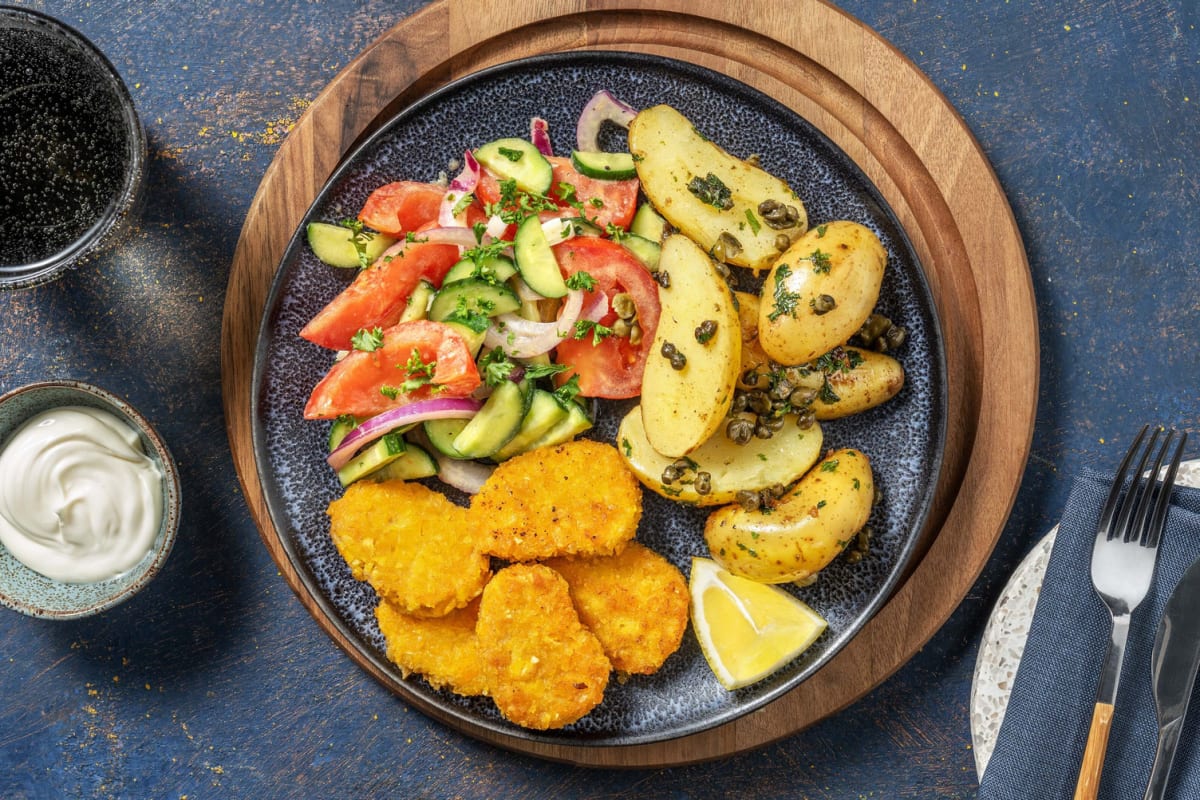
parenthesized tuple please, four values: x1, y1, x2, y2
(572, 319, 615, 346)
(497, 146, 524, 162)
(483, 178, 559, 224)
(820, 459, 840, 473)
(565, 271, 597, 291)
(399, 348, 439, 393)
(552, 374, 582, 406)
(816, 224, 828, 237)
(687, 172, 733, 210)
(808, 248, 832, 274)
(337, 218, 374, 268)
(767, 263, 801, 321)
(744, 208, 761, 235)
(350, 326, 384, 352)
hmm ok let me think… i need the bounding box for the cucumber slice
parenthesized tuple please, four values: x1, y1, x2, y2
(622, 234, 662, 271)
(336, 432, 407, 486)
(306, 221, 396, 268)
(428, 278, 521, 323)
(451, 380, 531, 459)
(327, 415, 359, 452)
(371, 443, 439, 481)
(474, 138, 553, 195)
(443, 254, 518, 285)
(630, 203, 667, 242)
(423, 418, 472, 458)
(399, 279, 436, 323)
(440, 320, 487, 358)
(571, 150, 637, 181)
(492, 389, 570, 461)
(513, 215, 568, 299)
(526, 399, 593, 451)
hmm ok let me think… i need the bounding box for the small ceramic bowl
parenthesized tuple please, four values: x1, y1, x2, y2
(0, 8, 146, 290)
(0, 381, 181, 619)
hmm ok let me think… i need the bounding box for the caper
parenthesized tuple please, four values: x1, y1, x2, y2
(612, 318, 632, 338)
(812, 294, 837, 315)
(884, 324, 908, 351)
(731, 393, 748, 413)
(694, 472, 712, 495)
(726, 417, 754, 445)
(758, 199, 801, 229)
(695, 319, 718, 344)
(628, 323, 643, 346)
(775, 233, 792, 252)
(763, 416, 786, 432)
(670, 352, 687, 370)
(735, 489, 760, 510)
(747, 391, 772, 416)
(661, 465, 680, 484)
(857, 313, 891, 345)
(795, 408, 817, 429)
(654, 270, 671, 288)
(768, 483, 787, 498)
(754, 423, 773, 440)
(768, 378, 794, 401)
(612, 293, 637, 320)
(660, 341, 677, 358)
(741, 368, 763, 388)
(789, 387, 818, 407)
(717, 231, 742, 258)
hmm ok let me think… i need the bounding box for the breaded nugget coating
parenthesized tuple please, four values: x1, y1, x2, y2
(376, 598, 488, 697)
(328, 480, 490, 617)
(545, 543, 689, 675)
(476, 564, 610, 730)
(471, 440, 641, 561)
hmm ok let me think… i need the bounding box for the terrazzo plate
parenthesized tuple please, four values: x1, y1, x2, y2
(971, 458, 1200, 777)
(251, 51, 946, 746)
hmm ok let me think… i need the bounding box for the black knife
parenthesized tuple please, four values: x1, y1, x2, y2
(1143, 556, 1200, 799)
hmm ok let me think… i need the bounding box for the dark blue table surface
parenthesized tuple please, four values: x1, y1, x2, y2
(1, 2, 1197, 798)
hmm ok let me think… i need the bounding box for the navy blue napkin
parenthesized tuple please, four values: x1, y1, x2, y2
(979, 468, 1200, 800)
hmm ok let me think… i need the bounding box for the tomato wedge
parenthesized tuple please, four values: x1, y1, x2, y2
(304, 320, 481, 419)
(358, 181, 445, 237)
(475, 156, 639, 236)
(299, 233, 462, 351)
(552, 237, 661, 399)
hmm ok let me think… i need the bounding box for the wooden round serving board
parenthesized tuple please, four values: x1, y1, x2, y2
(221, 0, 1037, 767)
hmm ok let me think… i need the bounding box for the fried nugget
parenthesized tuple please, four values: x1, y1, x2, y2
(476, 564, 610, 730)
(375, 597, 488, 696)
(545, 542, 689, 676)
(328, 480, 490, 617)
(471, 440, 641, 561)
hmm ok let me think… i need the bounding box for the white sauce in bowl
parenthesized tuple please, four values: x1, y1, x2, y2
(0, 406, 163, 583)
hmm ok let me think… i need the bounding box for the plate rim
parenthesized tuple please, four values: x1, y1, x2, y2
(250, 47, 948, 748)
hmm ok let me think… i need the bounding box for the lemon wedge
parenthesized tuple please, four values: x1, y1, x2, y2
(689, 557, 827, 690)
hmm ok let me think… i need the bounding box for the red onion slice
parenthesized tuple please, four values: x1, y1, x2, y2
(483, 288, 588, 358)
(576, 90, 638, 152)
(438, 151, 482, 227)
(326, 397, 481, 471)
(431, 453, 494, 495)
(530, 117, 553, 156)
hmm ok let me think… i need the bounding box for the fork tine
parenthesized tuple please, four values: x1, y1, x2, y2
(1129, 429, 1174, 545)
(1099, 424, 1149, 538)
(1144, 431, 1188, 548)
(1109, 426, 1159, 542)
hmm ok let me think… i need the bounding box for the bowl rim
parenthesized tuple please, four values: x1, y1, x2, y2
(0, 6, 147, 290)
(0, 379, 181, 619)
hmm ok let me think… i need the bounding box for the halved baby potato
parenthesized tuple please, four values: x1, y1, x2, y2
(704, 448, 874, 583)
(640, 234, 741, 458)
(617, 405, 823, 506)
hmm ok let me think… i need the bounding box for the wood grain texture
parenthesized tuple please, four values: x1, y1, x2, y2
(1073, 701, 1115, 800)
(220, 0, 1037, 767)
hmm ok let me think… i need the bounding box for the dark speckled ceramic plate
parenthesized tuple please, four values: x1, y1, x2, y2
(252, 51, 946, 747)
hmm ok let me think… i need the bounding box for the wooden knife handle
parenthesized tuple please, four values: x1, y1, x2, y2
(1074, 702, 1115, 800)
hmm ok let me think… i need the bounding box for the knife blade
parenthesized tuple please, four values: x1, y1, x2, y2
(1143, 556, 1200, 800)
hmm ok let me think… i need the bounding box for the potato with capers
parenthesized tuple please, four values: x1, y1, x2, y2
(758, 221, 886, 366)
(704, 448, 874, 583)
(617, 405, 823, 506)
(628, 104, 808, 273)
(640, 234, 742, 458)
(735, 291, 904, 420)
